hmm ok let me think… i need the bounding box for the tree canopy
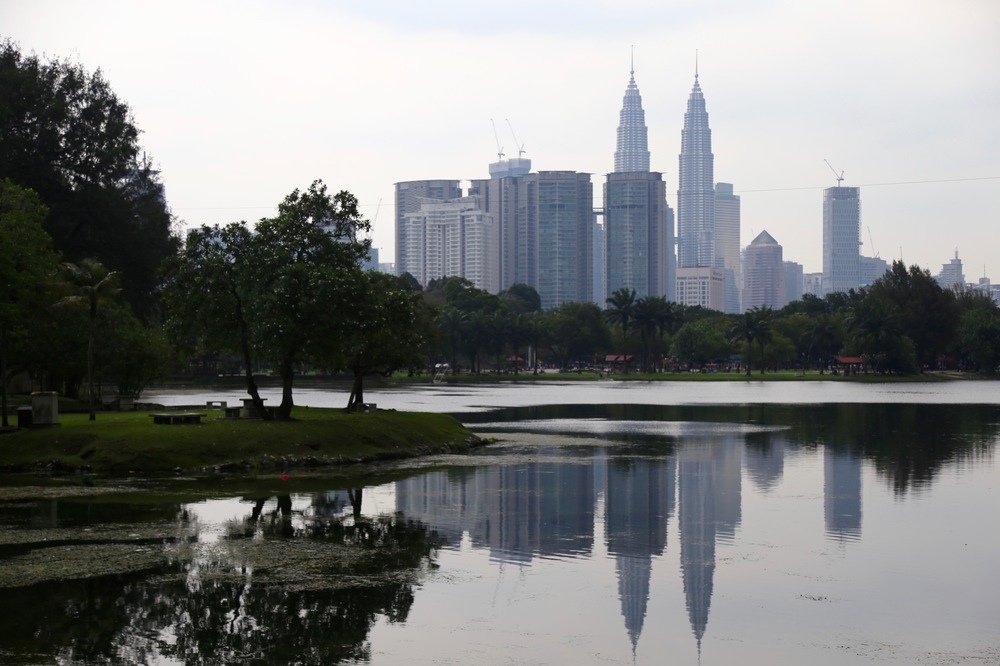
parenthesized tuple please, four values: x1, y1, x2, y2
(0, 40, 179, 317)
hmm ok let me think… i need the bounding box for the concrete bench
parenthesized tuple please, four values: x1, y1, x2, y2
(224, 406, 242, 418)
(151, 412, 205, 425)
(206, 400, 228, 409)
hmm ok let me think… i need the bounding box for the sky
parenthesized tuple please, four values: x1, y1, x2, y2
(5, 0, 1000, 279)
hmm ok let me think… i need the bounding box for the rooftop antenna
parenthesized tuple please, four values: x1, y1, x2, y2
(505, 118, 525, 158)
(490, 119, 504, 161)
(631, 45, 634, 77)
(824, 159, 845, 185)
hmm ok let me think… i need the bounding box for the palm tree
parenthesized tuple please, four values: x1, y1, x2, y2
(633, 296, 672, 372)
(728, 313, 757, 377)
(802, 314, 840, 372)
(604, 287, 636, 371)
(60, 258, 120, 420)
(437, 306, 467, 371)
(752, 306, 774, 375)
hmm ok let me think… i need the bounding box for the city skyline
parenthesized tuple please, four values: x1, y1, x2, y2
(6, 1, 998, 280)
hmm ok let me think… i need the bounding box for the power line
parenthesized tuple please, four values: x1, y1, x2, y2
(735, 175, 999, 195)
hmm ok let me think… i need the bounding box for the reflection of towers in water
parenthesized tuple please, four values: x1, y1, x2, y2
(394, 452, 595, 562)
(678, 436, 742, 650)
(604, 456, 675, 654)
(824, 445, 862, 543)
(744, 431, 787, 492)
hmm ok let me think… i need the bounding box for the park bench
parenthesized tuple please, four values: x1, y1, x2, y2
(206, 400, 227, 409)
(150, 412, 205, 425)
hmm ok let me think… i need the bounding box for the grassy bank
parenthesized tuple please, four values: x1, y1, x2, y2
(0, 408, 484, 475)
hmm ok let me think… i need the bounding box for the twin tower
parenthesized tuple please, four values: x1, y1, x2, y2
(394, 64, 741, 313)
(608, 63, 740, 313)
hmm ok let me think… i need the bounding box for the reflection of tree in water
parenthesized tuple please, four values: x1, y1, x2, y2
(0, 491, 443, 665)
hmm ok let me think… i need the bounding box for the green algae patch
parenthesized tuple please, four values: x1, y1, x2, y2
(0, 409, 484, 475)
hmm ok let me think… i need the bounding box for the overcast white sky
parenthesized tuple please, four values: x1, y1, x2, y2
(5, 0, 999, 279)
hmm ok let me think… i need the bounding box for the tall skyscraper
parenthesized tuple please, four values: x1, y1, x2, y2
(822, 186, 861, 295)
(605, 65, 672, 303)
(532, 171, 594, 309)
(614, 65, 650, 172)
(677, 67, 715, 269)
(783, 260, 804, 303)
(743, 230, 785, 311)
(714, 183, 741, 313)
(395, 179, 462, 277)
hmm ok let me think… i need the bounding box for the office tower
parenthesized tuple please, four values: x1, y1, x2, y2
(783, 261, 804, 303)
(936, 250, 965, 290)
(469, 155, 532, 291)
(605, 66, 673, 302)
(677, 67, 715, 269)
(714, 183, 741, 313)
(395, 180, 462, 277)
(530, 171, 594, 309)
(605, 172, 668, 300)
(822, 186, 861, 294)
(860, 255, 889, 287)
(743, 230, 785, 311)
(397, 196, 497, 292)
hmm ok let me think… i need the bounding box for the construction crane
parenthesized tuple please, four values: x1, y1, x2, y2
(824, 159, 844, 185)
(506, 118, 526, 158)
(490, 119, 504, 161)
(868, 226, 879, 258)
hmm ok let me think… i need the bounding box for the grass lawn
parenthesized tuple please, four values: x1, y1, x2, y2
(0, 408, 481, 475)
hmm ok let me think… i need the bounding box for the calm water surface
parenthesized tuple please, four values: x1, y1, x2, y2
(1, 382, 998, 665)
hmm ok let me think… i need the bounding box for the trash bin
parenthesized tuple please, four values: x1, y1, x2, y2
(17, 406, 32, 428)
(31, 391, 59, 426)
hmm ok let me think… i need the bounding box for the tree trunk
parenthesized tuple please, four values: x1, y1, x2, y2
(87, 311, 96, 421)
(1, 327, 8, 428)
(277, 356, 294, 420)
(345, 369, 364, 411)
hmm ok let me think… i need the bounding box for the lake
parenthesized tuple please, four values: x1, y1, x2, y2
(1, 381, 998, 664)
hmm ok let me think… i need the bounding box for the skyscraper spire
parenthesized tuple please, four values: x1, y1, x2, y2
(614, 56, 650, 173)
(677, 62, 715, 268)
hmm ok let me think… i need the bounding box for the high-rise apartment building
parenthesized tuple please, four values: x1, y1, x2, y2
(395, 179, 462, 278)
(743, 230, 785, 311)
(677, 69, 715, 270)
(676, 266, 724, 311)
(605, 66, 673, 304)
(714, 183, 740, 313)
(822, 186, 861, 295)
(936, 250, 965, 290)
(397, 196, 498, 292)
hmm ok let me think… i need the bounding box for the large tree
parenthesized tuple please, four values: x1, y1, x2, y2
(0, 40, 179, 317)
(0, 180, 59, 426)
(166, 181, 370, 420)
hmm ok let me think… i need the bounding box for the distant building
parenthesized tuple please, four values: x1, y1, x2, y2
(936, 250, 966, 290)
(395, 179, 462, 278)
(972, 277, 1000, 306)
(743, 230, 785, 311)
(593, 211, 605, 303)
(532, 171, 594, 309)
(804, 272, 823, 296)
(783, 261, 803, 304)
(714, 183, 741, 313)
(860, 255, 889, 287)
(822, 186, 861, 295)
(676, 266, 724, 311)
